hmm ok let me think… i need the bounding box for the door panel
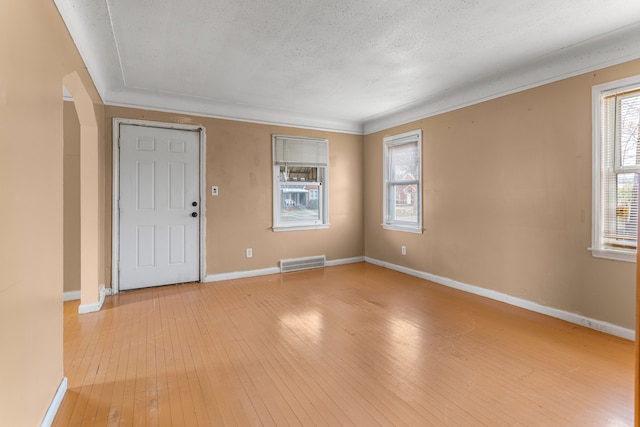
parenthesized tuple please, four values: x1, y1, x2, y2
(168, 162, 186, 210)
(136, 161, 155, 210)
(136, 226, 155, 268)
(168, 225, 185, 265)
(119, 124, 200, 290)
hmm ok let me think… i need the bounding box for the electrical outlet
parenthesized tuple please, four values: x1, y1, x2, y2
(211, 186, 219, 196)
(401, 246, 406, 255)
(246, 248, 253, 258)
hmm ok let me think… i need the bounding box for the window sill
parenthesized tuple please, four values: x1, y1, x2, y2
(273, 224, 330, 232)
(382, 223, 423, 234)
(589, 247, 636, 263)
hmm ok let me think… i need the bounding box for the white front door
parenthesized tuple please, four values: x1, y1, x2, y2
(119, 124, 200, 290)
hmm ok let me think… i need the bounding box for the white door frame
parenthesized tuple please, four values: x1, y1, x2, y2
(111, 118, 207, 294)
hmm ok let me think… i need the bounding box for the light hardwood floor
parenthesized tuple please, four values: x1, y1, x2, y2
(55, 263, 634, 426)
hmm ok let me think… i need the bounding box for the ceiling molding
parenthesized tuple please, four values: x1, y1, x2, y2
(54, 0, 118, 102)
(104, 90, 364, 135)
(363, 22, 640, 135)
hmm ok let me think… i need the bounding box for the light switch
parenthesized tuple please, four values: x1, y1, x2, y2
(211, 186, 219, 196)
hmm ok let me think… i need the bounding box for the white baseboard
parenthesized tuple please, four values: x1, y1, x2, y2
(365, 257, 635, 341)
(326, 256, 365, 267)
(204, 256, 366, 282)
(78, 283, 107, 314)
(205, 267, 281, 282)
(63, 290, 80, 301)
(40, 377, 67, 427)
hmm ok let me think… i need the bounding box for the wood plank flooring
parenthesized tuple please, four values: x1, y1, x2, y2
(54, 263, 635, 426)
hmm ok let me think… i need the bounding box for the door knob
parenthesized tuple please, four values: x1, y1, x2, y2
(191, 212, 198, 217)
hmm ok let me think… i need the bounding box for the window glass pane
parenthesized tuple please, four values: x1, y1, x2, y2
(609, 173, 638, 248)
(390, 142, 419, 181)
(618, 94, 640, 168)
(278, 165, 318, 182)
(390, 183, 418, 223)
(279, 182, 321, 223)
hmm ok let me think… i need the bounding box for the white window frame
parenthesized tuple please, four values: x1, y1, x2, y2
(591, 75, 640, 262)
(382, 129, 423, 233)
(272, 135, 329, 231)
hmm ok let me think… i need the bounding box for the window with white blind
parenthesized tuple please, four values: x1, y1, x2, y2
(383, 129, 422, 233)
(592, 76, 640, 262)
(272, 135, 329, 231)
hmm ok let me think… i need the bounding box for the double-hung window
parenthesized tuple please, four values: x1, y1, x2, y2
(272, 135, 329, 231)
(383, 129, 422, 233)
(592, 76, 640, 262)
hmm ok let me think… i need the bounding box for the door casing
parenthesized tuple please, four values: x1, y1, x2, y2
(111, 118, 207, 294)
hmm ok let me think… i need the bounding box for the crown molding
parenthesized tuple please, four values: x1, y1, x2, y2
(104, 90, 364, 135)
(363, 23, 640, 135)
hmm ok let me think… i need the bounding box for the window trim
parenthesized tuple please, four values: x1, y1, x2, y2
(272, 135, 329, 231)
(382, 129, 423, 233)
(591, 74, 640, 262)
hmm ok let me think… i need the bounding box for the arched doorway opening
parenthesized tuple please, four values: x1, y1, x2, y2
(62, 72, 102, 313)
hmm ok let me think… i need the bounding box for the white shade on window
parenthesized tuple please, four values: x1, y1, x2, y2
(273, 137, 328, 166)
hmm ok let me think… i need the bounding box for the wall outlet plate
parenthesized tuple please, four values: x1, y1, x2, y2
(401, 246, 406, 255)
(211, 186, 219, 196)
(246, 248, 252, 258)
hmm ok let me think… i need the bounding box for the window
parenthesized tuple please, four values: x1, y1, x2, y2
(383, 129, 422, 233)
(592, 75, 640, 262)
(272, 135, 329, 231)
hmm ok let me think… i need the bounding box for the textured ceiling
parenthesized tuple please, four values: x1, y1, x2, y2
(54, 0, 640, 134)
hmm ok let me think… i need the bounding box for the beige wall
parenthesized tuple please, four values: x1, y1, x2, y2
(0, 0, 104, 425)
(104, 106, 364, 281)
(64, 101, 81, 293)
(365, 59, 640, 330)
